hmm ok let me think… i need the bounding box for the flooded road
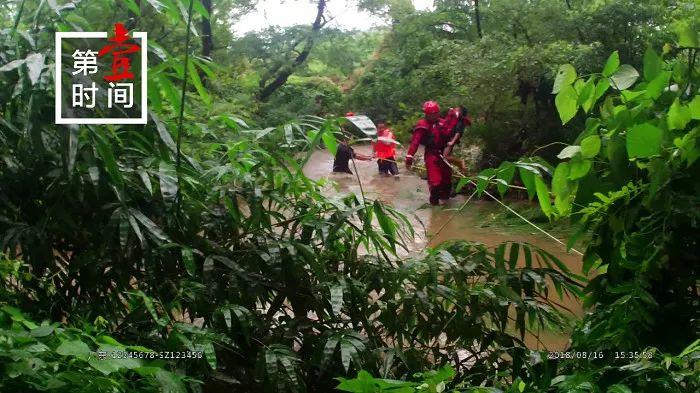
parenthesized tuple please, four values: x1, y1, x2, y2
(303, 145, 584, 350)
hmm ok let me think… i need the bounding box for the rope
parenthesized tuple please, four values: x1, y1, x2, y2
(468, 179, 583, 256)
(422, 188, 478, 251)
(361, 153, 583, 256)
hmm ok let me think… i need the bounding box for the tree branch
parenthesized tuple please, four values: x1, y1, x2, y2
(257, 0, 327, 101)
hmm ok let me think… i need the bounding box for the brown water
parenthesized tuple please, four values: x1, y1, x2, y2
(303, 145, 584, 350)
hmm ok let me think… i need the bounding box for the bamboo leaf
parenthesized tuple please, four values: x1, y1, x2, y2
(158, 161, 178, 202)
(130, 208, 169, 241)
(330, 284, 343, 316)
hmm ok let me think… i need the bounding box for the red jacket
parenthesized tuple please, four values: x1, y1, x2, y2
(373, 129, 397, 159)
(406, 119, 450, 158)
(406, 118, 453, 196)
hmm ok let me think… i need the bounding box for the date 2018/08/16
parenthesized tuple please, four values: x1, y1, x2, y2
(547, 351, 654, 360)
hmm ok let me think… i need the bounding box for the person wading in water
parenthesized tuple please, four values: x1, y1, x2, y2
(405, 101, 454, 205)
(372, 118, 399, 176)
(333, 137, 372, 174)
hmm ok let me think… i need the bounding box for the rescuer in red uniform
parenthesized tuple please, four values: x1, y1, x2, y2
(441, 105, 472, 173)
(405, 101, 454, 205)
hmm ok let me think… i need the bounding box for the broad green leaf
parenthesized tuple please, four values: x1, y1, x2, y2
(455, 177, 469, 193)
(551, 163, 569, 196)
(475, 168, 495, 196)
(621, 89, 646, 102)
(552, 64, 576, 94)
(594, 78, 610, 100)
(689, 95, 700, 119)
(611, 65, 639, 90)
(568, 158, 591, 179)
(552, 163, 572, 215)
(580, 135, 601, 158)
(627, 123, 663, 158)
(555, 85, 578, 124)
(602, 51, 620, 77)
(534, 176, 553, 218)
(577, 77, 595, 113)
(557, 145, 580, 160)
(321, 129, 338, 156)
(646, 71, 671, 100)
(674, 21, 699, 48)
(56, 340, 91, 359)
(496, 161, 515, 196)
(518, 167, 536, 200)
(667, 99, 691, 130)
(643, 48, 661, 81)
(30, 325, 55, 337)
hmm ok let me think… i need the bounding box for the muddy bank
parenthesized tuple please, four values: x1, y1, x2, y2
(303, 145, 584, 350)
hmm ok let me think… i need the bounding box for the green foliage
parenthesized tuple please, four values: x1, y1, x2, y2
(0, 302, 187, 392)
(465, 26, 699, 392)
(346, 0, 694, 168)
(0, 2, 587, 392)
(337, 366, 455, 393)
(337, 9, 700, 393)
(259, 75, 344, 125)
(3, 1, 700, 392)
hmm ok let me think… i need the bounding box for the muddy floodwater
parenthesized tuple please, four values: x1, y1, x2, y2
(304, 145, 584, 351)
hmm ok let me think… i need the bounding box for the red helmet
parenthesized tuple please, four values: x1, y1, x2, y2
(422, 101, 440, 114)
(345, 111, 356, 116)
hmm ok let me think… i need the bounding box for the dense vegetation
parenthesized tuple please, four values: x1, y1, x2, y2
(0, 0, 698, 392)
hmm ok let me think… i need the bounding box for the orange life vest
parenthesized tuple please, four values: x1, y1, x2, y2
(373, 129, 397, 159)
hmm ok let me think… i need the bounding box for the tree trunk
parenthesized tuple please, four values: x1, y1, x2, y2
(258, 0, 327, 101)
(201, 0, 213, 59)
(200, 0, 213, 85)
(474, 0, 482, 38)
